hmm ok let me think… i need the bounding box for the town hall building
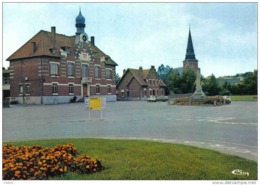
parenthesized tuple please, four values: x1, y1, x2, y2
(7, 10, 118, 104)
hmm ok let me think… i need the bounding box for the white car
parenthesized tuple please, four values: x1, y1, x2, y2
(147, 95, 157, 102)
(223, 96, 231, 104)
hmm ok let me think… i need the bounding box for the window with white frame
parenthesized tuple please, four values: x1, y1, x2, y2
(19, 84, 23, 94)
(106, 68, 112, 79)
(82, 64, 88, 78)
(69, 84, 74, 94)
(52, 83, 58, 94)
(25, 84, 30, 94)
(107, 85, 111, 94)
(96, 85, 100, 94)
(67, 62, 74, 77)
(50, 63, 59, 76)
(121, 90, 124, 97)
(95, 66, 101, 78)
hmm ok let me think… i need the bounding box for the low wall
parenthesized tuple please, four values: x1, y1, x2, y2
(11, 95, 117, 105)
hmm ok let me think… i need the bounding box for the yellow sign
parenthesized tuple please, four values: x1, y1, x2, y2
(89, 98, 102, 110)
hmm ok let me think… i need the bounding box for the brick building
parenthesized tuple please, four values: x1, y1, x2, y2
(7, 10, 117, 104)
(117, 66, 166, 100)
(2, 68, 11, 100)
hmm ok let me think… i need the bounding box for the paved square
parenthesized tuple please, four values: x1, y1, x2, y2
(2, 101, 257, 161)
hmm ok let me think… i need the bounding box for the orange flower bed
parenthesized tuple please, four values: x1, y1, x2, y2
(3, 144, 102, 180)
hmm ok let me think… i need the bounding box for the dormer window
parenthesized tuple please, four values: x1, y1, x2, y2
(61, 46, 70, 53)
(49, 47, 57, 54)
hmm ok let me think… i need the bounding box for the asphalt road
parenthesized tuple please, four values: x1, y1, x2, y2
(2, 101, 258, 161)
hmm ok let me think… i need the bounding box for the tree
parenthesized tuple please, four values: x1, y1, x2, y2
(115, 73, 121, 84)
(202, 74, 221, 96)
(219, 81, 231, 95)
(167, 69, 182, 94)
(157, 64, 172, 83)
(180, 67, 196, 94)
(241, 70, 257, 95)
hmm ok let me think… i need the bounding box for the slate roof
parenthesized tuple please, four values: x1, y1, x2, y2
(185, 29, 197, 61)
(7, 29, 117, 66)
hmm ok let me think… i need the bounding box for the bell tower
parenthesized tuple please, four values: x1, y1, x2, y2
(75, 8, 88, 44)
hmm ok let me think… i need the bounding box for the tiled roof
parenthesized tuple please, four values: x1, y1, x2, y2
(129, 69, 147, 86)
(142, 69, 150, 79)
(123, 68, 166, 87)
(159, 80, 167, 87)
(7, 29, 117, 66)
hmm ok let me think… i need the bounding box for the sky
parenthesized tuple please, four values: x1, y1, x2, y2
(2, 2, 257, 78)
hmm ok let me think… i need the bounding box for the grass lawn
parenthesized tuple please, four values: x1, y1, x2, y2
(231, 95, 257, 101)
(5, 138, 257, 180)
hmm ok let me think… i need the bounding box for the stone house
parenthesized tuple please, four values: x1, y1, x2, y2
(117, 66, 166, 100)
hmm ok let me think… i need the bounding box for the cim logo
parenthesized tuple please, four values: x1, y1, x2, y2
(231, 169, 249, 176)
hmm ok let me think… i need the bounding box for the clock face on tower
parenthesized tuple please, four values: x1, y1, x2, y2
(80, 33, 88, 43)
(82, 35, 87, 41)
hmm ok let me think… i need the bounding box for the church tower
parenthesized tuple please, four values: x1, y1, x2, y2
(75, 9, 88, 44)
(183, 28, 198, 72)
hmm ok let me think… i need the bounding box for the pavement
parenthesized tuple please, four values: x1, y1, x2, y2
(2, 101, 258, 161)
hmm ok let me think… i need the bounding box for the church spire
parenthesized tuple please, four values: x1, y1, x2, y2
(185, 28, 196, 60)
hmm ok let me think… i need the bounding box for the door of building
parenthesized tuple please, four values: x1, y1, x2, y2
(83, 84, 88, 97)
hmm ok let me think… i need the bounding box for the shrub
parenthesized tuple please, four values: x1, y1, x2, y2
(2, 144, 102, 180)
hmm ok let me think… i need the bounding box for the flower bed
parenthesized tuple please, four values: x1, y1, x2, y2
(169, 96, 230, 106)
(3, 143, 102, 180)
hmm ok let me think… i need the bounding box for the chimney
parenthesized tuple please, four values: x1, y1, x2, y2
(51, 26, 56, 34)
(151, 65, 155, 71)
(91, 36, 95, 45)
(123, 69, 126, 75)
(139, 66, 143, 71)
(51, 26, 56, 44)
(31, 42, 36, 53)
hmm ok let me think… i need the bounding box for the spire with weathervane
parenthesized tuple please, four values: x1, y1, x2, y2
(183, 27, 198, 72)
(185, 28, 196, 60)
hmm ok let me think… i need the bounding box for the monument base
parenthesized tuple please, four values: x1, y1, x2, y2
(191, 90, 206, 99)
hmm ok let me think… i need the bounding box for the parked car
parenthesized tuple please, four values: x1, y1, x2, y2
(147, 95, 157, 102)
(223, 96, 231, 104)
